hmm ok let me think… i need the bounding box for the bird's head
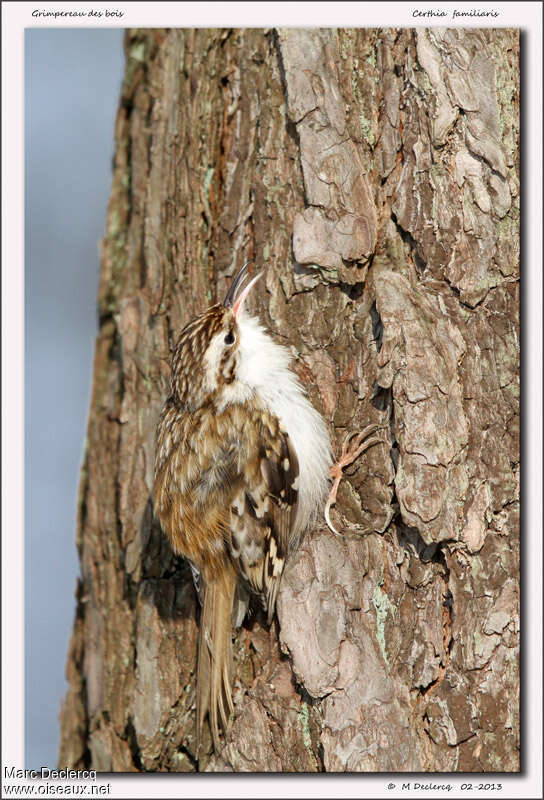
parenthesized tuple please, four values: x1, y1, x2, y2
(170, 262, 262, 410)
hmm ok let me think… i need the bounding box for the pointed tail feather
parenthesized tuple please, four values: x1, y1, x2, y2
(196, 568, 237, 754)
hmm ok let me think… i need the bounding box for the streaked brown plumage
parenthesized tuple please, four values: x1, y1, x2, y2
(153, 263, 331, 754)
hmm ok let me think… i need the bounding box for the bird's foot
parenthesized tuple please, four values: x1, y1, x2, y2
(324, 424, 388, 536)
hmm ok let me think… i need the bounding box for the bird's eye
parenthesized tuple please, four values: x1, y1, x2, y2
(224, 331, 236, 346)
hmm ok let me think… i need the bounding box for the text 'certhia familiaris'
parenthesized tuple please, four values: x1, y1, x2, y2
(153, 262, 332, 755)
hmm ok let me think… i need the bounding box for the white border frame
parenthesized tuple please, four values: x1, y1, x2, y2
(2, 2, 542, 798)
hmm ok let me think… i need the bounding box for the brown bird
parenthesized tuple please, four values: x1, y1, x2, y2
(153, 262, 332, 754)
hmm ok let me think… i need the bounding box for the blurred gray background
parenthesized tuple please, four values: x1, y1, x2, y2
(25, 28, 124, 768)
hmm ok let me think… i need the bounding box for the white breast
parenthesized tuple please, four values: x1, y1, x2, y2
(236, 313, 332, 535)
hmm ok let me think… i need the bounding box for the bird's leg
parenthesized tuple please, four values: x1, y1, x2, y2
(325, 424, 388, 536)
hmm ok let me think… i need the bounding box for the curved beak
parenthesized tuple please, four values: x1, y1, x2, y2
(223, 260, 262, 319)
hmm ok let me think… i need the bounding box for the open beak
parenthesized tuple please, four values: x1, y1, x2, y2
(223, 260, 262, 319)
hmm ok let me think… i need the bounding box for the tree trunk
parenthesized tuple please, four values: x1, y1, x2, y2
(59, 27, 519, 773)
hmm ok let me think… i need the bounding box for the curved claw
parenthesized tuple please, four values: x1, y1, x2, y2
(324, 497, 341, 537)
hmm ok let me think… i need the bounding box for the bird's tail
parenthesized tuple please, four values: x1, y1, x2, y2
(196, 566, 237, 755)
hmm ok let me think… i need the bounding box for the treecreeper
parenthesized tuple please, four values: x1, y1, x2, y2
(152, 262, 333, 755)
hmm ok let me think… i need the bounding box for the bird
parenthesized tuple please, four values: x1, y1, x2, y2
(152, 261, 332, 755)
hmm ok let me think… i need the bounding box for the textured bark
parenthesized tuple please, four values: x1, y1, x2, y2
(59, 28, 519, 773)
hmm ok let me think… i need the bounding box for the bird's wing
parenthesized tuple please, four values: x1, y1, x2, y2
(229, 418, 299, 622)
